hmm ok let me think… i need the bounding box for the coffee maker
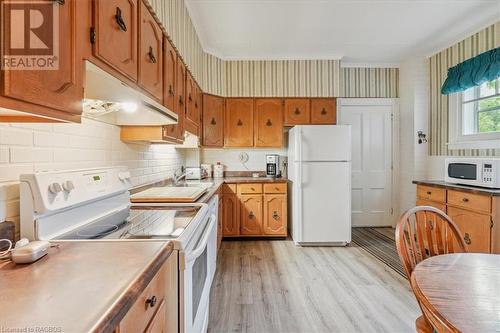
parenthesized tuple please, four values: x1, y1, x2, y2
(266, 154, 280, 178)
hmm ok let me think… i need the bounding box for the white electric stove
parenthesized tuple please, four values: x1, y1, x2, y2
(20, 167, 217, 333)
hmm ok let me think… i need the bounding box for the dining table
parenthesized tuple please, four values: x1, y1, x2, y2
(410, 253, 500, 333)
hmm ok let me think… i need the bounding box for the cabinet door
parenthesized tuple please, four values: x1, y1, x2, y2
(263, 194, 287, 236)
(311, 98, 336, 124)
(447, 206, 491, 253)
(1, 0, 82, 114)
(163, 37, 176, 112)
(164, 57, 185, 142)
(184, 73, 199, 133)
(92, 0, 138, 81)
(138, 1, 163, 101)
(222, 194, 239, 236)
(284, 98, 310, 125)
(240, 195, 263, 235)
(225, 98, 254, 147)
(202, 94, 224, 147)
(254, 98, 283, 147)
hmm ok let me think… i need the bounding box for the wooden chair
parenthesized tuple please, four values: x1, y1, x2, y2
(395, 206, 468, 333)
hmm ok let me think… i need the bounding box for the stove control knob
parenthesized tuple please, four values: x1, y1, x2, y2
(48, 182, 63, 194)
(118, 171, 131, 181)
(62, 180, 75, 192)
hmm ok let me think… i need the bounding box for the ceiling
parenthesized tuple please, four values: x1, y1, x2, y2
(185, 0, 500, 65)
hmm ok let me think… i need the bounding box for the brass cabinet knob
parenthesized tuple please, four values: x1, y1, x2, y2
(294, 108, 300, 115)
(321, 107, 327, 115)
(272, 211, 279, 220)
(462, 197, 469, 202)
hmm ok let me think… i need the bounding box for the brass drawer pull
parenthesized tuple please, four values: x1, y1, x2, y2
(464, 233, 471, 245)
(426, 191, 432, 195)
(211, 117, 216, 125)
(237, 119, 243, 126)
(462, 198, 469, 203)
(148, 46, 157, 64)
(294, 108, 300, 115)
(115, 7, 127, 32)
(266, 119, 272, 126)
(146, 295, 157, 308)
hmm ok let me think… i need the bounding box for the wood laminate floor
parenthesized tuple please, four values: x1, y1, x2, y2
(208, 240, 419, 333)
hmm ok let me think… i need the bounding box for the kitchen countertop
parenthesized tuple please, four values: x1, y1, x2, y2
(413, 180, 500, 196)
(0, 241, 174, 333)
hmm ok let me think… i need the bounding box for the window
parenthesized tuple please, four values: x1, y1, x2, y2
(448, 78, 500, 150)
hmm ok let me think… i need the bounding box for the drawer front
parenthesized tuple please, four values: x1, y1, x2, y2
(447, 206, 491, 253)
(238, 184, 263, 195)
(416, 185, 446, 203)
(222, 183, 237, 194)
(120, 267, 166, 333)
(416, 199, 446, 213)
(447, 190, 491, 214)
(263, 183, 287, 194)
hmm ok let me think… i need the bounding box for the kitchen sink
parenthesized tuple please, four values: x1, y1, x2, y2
(172, 181, 214, 188)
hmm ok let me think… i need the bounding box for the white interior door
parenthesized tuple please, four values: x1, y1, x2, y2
(339, 101, 393, 227)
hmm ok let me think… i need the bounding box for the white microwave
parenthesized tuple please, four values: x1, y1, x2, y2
(445, 158, 500, 189)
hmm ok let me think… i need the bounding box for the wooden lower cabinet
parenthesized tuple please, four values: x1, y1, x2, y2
(240, 195, 263, 235)
(221, 183, 287, 238)
(221, 194, 239, 236)
(263, 194, 287, 236)
(416, 184, 499, 254)
(118, 253, 177, 333)
(447, 206, 491, 253)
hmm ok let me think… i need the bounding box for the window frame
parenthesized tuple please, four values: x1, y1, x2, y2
(448, 80, 500, 150)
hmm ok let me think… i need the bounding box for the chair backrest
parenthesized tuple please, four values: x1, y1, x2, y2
(395, 205, 468, 279)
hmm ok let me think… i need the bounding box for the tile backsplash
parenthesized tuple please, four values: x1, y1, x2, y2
(201, 148, 287, 172)
(0, 118, 185, 239)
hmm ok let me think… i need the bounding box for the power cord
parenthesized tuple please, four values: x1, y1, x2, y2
(0, 239, 13, 260)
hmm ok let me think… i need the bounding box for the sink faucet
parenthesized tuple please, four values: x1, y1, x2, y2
(173, 166, 186, 186)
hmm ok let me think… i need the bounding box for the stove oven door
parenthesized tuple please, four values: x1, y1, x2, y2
(179, 213, 217, 333)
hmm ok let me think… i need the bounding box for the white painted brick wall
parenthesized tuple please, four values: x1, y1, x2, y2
(0, 118, 185, 238)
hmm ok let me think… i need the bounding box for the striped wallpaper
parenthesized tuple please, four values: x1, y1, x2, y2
(148, 0, 399, 99)
(340, 68, 399, 98)
(224, 60, 341, 97)
(148, 0, 204, 84)
(429, 22, 500, 156)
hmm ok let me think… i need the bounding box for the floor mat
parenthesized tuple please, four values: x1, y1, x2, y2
(351, 227, 406, 278)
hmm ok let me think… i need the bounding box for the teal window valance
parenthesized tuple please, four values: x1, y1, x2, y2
(441, 47, 500, 95)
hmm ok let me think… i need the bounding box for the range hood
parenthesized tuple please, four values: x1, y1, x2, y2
(82, 61, 177, 126)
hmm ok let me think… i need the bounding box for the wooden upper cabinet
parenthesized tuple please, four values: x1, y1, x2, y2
(164, 56, 186, 142)
(225, 98, 254, 147)
(138, 0, 163, 101)
(311, 98, 336, 124)
(184, 73, 199, 133)
(240, 195, 263, 235)
(284, 98, 310, 125)
(92, 0, 138, 81)
(202, 94, 224, 147)
(0, 0, 82, 116)
(263, 194, 287, 236)
(163, 37, 176, 112)
(254, 98, 283, 147)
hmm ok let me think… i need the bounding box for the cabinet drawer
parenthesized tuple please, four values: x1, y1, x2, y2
(416, 185, 446, 203)
(447, 206, 491, 253)
(447, 190, 491, 214)
(222, 183, 237, 194)
(416, 199, 446, 213)
(263, 183, 287, 194)
(238, 184, 263, 194)
(120, 267, 166, 333)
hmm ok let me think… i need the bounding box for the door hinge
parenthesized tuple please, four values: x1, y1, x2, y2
(90, 27, 96, 44)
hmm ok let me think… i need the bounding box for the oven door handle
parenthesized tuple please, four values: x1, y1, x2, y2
(185, 214, 216, 264)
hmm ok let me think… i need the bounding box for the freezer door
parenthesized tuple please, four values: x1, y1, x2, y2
(293, 125, 351, 162)
(296, 161, 351, 244)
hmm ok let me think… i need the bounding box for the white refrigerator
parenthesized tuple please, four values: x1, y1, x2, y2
(288, 125, 351, 245)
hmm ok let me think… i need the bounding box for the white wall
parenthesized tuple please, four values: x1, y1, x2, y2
(201, 147, 287, 172)
(0, 119, 185, 238)
(397, 56, 431, 215)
